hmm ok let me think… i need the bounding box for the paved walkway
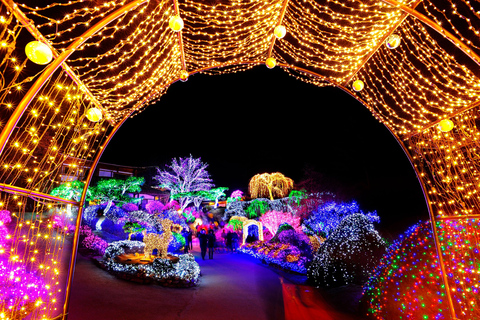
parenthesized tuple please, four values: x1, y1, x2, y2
(68, 244, 365, 320)
(68, 245, 285, 320)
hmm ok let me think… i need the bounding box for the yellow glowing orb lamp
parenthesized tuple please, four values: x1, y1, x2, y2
(25, 41, 53, 65)
(169, 16, 184, 32)
(265, 57, 276, 69)
(86, 107, 103, 122)
(274, 25, 287, 39)
(438, 119, 454, 132)
(386, 34, 401, 49)
(352, 79, 364, 92)
(179, 70, 189, 82)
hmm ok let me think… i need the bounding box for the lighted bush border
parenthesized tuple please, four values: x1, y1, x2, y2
(238, 241, 310, 274)
(100, 240, 200, 288)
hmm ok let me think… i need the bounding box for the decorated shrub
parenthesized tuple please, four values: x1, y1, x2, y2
(122, 203, 139, 212)
(228, 216, 247, 231)
(245, 199, 270, 218)
(302, 200, 379, 237)
(102, 240, 200, 287)
(0, 259, 48, 320)
(79, 225, 109, 256)
(240, 240, 311, 274)
(145, 200, 165, 214)
(276, 229, 313, 260)
(260, 210, 301, 236)
(82, 202, 127, 232)
(361, 220, 480, 320)
(308, 213, 386, 287)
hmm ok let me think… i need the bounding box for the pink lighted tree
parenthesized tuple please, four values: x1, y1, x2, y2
(259, 210, 301, 236)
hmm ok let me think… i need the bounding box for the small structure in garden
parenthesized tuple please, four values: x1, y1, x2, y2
(242, 220, 263, 245)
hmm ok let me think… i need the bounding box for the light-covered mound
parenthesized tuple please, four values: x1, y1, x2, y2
(101, 240, 200, 287)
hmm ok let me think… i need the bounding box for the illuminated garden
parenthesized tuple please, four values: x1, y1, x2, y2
(1, 0, 480, 319)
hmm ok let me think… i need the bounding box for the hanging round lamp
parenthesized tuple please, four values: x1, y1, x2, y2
(25, 41, 53, 65)
(86, 107, 103, 122)
(274, 25, 286, 39)
(352, 79, 364, 92)
(385, 34, 401, 49)
(265, 57, 276, 69)
(179, 70, 189, 82)
(169, 16, 184, 32)
(438, 119, 454, 132)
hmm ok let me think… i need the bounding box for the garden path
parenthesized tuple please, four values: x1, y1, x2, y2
(67, 241, 364, 320)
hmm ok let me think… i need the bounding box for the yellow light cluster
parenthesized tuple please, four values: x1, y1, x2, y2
(358, 17, 480, 137)
(407, 109, 480, 217)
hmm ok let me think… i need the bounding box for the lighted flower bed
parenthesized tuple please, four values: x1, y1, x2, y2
(100, 240, 200, 288)
(239, 241, 311, 274)
(239, 228, 314, 274)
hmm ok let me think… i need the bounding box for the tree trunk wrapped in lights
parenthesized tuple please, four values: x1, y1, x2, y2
(248, 172, 293, 200)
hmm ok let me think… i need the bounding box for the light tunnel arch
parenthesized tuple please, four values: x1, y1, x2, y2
(0, 0, 479, 319)
(75, 60, 452, 316)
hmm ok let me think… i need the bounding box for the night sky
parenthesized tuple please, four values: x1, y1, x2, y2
(100, 66, 428, 238)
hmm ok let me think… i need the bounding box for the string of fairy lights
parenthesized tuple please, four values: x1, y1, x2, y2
(0, 0, 479, 318)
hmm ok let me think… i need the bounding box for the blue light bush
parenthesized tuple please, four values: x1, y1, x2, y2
(302, 200, 379, 237)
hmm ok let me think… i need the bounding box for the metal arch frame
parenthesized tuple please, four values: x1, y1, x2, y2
(1, 0, 476, 318)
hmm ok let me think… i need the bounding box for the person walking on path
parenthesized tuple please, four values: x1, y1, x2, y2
(183, 228, 190, 254)
(231, 231, 239, 252)
(198, 229, 208, 260)
(188, 229, 193, 250)
(207, 229, 216, 259)
(226, 231, 233, 253)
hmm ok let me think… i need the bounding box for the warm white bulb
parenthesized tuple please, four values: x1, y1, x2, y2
(169, 16, 184, 32)
(274, 25, 286, 39)
(265, 57, 276, 69)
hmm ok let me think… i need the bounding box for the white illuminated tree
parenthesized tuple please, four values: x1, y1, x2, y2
(155, 155, 214, 211)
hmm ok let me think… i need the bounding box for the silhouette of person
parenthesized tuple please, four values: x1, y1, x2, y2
(231, 231, 239, 252)
(207, 229, 216, 259)
(188, 229, 193, 250)
(226, 231, 233, 252)
(198, 229, 208, 260)
(183, 228, 190, 254)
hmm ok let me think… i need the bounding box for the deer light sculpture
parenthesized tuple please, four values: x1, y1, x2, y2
(143, 218, 181, 259)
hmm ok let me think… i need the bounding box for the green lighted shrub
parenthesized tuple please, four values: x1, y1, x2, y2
(245, 199, 269, 218)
